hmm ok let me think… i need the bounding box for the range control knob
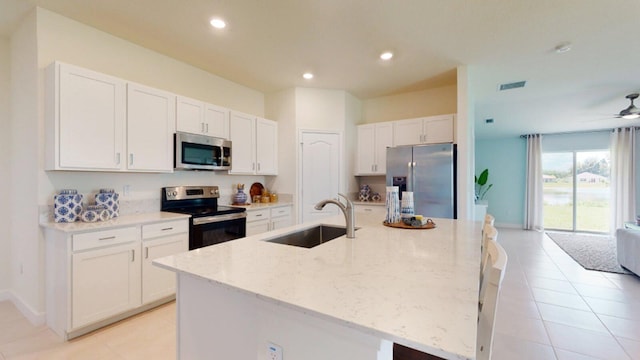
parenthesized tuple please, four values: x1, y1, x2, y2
(211, 188, 219, 195)
(171, 190, 178, 197)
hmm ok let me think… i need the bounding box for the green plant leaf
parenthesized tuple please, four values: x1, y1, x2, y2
(477, 169, 489, 186)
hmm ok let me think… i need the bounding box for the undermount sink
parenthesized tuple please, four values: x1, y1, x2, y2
(264, 224, 358, 249)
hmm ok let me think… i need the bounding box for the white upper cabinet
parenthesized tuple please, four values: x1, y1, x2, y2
(229, 111, 256, 174)
(46, 62, 174, 173)
(176, 95, 229, 139)
(229, 112, 278, 175)
(46, 62, 126, 171)
(356, 122, 393, 175)
(392, 114, 454, 146)
(256, 118, 278, 175)
(126, 83, 175, 172)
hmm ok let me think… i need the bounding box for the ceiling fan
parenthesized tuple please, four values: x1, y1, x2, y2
(617, 93, 640, 119)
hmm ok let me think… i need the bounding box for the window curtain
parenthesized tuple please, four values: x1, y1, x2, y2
(610, 127, 637, 232)
(524, 134, 544, 231)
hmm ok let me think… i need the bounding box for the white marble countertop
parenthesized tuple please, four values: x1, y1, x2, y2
(155, 214, 482, 359)
(40, 212, 191, 233)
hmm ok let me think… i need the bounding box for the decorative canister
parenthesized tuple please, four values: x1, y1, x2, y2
(358, 184, 371, 202)
(385, 186, 400, 224)
(81, 205, 110, 223)
(270, 192, 278, 203)
(95, 189, 119, 219)
(54, 189, 84, 223)
(233, 184, 248, 205)
(401, 191, 415, 219)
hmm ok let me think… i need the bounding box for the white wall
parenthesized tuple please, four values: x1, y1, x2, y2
(10, 9, 42, 319)
(0, 36, 10, 296)
(265, 88, 297, 220)
(295, 88, 348, 130)
(456, 66, 475, 221)
(361, 85, 457, 124)
(344, 92, 361, 196)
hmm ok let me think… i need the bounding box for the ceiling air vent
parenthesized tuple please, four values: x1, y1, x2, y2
(485, 118, 494, 124)
(499, 81, 526, 91)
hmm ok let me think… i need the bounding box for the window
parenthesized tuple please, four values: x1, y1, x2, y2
(542, 150, 610, 233)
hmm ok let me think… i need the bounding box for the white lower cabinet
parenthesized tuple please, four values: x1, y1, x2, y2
(44, 217, 188, 340)
(142, 220, 188, 304)
(270, 206, 292, 231)
(245, 205, 292, 236)
(72, 240, 141, 329)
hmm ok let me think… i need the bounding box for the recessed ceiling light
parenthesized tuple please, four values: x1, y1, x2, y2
(380, 52, 393, 60)
(303, 73, 314, 80)
(210, 18, 226, 29)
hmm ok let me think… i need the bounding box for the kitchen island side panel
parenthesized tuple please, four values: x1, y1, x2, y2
(177, 273, 388, 360)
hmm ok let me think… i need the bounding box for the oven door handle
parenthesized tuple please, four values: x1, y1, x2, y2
(192, 212, 247, 225)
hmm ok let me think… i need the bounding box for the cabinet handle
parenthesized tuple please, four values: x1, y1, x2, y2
(115, 153, 121, 164)
(206, 123, 209, 133)
(131, 249, 135, 262)
(129, 154, 134, 166)
(161, 227, 173, 231)
(99, 236, 116, 241)
(364, 208, 372, 212)
(255, 214, 263, 217)
(252, 163, 255, 171)
(201, 122, 206, 133)
(145, 247, 149, 259)
(257, 163, 261, 171)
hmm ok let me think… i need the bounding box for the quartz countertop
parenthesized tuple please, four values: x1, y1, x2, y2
(40, 212, 191, 233)
(154, 214, 482, 359)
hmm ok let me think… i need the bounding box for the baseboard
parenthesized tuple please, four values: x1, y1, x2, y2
(495, 222, 524, 229)
(0, 289, 45, 326)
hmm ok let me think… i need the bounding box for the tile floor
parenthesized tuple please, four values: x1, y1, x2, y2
(0, 228, 639, 359)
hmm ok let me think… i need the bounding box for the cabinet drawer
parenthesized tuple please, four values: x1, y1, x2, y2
(73, 226, 139, 252)
(142, 220, 188, 239)
(270, 206, 291, 218)
(247, 209, 270, 222)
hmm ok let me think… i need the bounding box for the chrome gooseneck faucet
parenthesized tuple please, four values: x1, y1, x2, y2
(314, 193, 356, 238)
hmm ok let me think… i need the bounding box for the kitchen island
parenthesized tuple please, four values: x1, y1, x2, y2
(154, 213, 482, 360)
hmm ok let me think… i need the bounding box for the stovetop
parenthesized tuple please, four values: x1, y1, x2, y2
(160, 186, 245, 218)
(165, 205, 245, 218)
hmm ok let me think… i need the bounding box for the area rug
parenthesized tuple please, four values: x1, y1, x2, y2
(546, 232, 632, 275)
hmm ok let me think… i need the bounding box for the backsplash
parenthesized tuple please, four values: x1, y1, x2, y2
(40, 193, 294, 223)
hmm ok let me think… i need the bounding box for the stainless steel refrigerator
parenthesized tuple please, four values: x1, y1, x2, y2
(386, 143, 457, 219)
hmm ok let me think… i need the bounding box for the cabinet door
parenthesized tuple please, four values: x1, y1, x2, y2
(127, 83, 175, 172)
(142, 234, 187, 304)
(176, 96, 205, 135)
(423, 115, 454, 144)
(392, 118, 424, 146)
(204, 104, 230, 139)
(256, 118, 278, 175)
(247, 219, 270, 236)
(57, 63, 125, 170)
(374, 122, 393, 174)
(71, 242, 141, 329)
(229, 111, 256, 174)
(356, 125, 376, 174)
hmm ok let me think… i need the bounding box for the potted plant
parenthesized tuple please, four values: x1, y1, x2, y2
(475, 168, 493, 202)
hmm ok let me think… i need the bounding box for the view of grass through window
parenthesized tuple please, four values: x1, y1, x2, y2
(542, 150, 610, 233)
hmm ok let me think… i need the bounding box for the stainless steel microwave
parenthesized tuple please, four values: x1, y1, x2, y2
(174, 132, 231, 171)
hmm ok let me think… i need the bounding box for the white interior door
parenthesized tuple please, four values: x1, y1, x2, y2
(300, 131, 341, 223)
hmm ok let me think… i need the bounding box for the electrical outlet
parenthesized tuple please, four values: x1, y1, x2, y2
(267, 342, 283, 360)
(123, 185, 131, 196)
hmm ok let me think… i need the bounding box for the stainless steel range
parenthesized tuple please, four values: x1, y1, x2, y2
(161, 186, 246, 250)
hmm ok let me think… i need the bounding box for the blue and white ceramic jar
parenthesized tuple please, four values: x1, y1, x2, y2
(81, 205, 109, 223)
(54, 189, 84, 223)
(95, 189, 119, 218)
